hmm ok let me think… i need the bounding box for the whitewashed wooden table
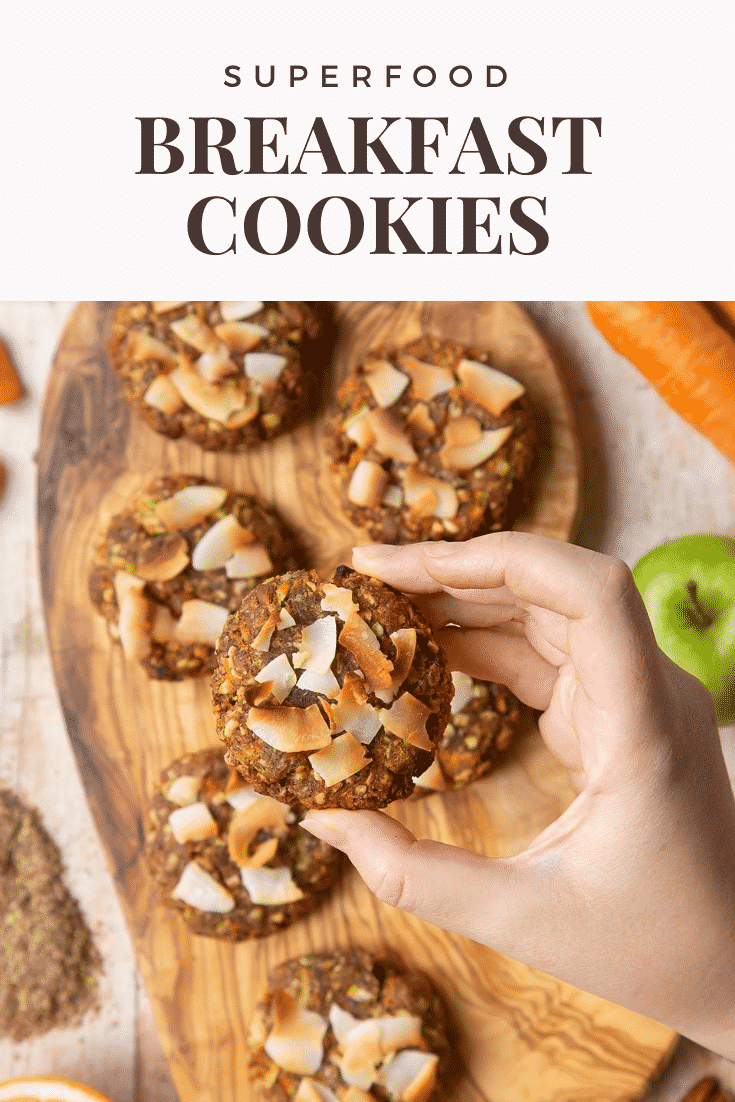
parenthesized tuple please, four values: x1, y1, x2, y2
(0, 302, 732, 1101)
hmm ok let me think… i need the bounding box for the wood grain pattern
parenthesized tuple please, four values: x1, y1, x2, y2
(37, 301, 676, 1102)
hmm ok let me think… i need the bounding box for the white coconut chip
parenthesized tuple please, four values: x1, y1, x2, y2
(406, 402, 435, 436)
(214, 320, 268, 353)
(250, 609, 280, 652)
(293, 616, 337, 674)
(340, 1089, 375, 1102)
(456, 359, 525, 416)
(264, 990, 328, 1076)
(320, 583, 358, 621)
(240, 866, 304, 905)
(226, 786, 263, 811)
(166, 774, 202, 806)
(171, 862, 235, 914)
(382, 485, 404, 509)
(296, 668, 340, 700)
(220, 300, 263, 322)
(338, 614, 394, 692)
(401, 467, 459, 520)
(397, 354, 455, 402)
(379, 693, 433, 752)
(379, 1050, 438, 1102)
(196, 345, 238, 383)
(347, 460, 389, 508)
(167, 802, 218, 845)
(225, 544, 274, 580)
(151, 301, 186, 314)
(329, 1003, 362, 1043)
(125, 330, 179, 366)
(362, 409, 417, 463)
(294, 1080, 340, 1102)
(413, 758, 447, 791)
(439, 426, 513, 471)
(255, 654, 297, 703)
(363, 359, 410, 408)
(170, 314, 222, 354)
(114, 572, 151, 662)
(173, 600, 229, 647)
(443, 414, 482, 447)
(151, 604, 177, 643)
(344, 408, 376, 449)
(143, 374, 185, 415)
(278, 608, 296, 629)
(244, 351, 288, 386)
(308, 732, 370, 787)
(451, 671, 475, 715)
(324, 675, 383, 744)
(247, 704, 332, 752)
(136, 533, 190, 582)
(228, 797, 290, 868)
(169, 356, 256, 425)
(191, 514, 250, 571)
(154, 484, 228, 530)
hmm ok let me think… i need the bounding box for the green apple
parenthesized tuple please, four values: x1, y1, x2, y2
(633, 535, 735, 726)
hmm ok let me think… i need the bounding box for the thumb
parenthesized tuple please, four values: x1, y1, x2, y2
(300, 809, 543, 951)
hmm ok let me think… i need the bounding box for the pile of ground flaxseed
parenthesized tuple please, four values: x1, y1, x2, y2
(0, 788, 100, 1041)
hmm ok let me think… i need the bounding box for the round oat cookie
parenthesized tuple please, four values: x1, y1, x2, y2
(144, 749, 341, 940)
(328, 335, 537, 543)
(411, 672, 522, 796)
(108, 301, 319, 451)
(248, 950, 450, 1102)
(89, 475, 300, 680)
(212, 567, 453, 810)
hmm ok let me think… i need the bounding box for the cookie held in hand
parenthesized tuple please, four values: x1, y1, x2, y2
(212, 567, 453, 810)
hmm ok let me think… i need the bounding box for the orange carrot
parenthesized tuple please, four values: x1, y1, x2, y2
(586, 302, 735, 465)
(0, 339, 23, 405)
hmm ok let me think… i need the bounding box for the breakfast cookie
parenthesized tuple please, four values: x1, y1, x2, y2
(328, 335, 537, 542)
(109, 300, 319, 451)
(248, 950, 450, 1102)
(212, 567, 453, 810)
(144, 749, 341, 940)
(89, 475, 299, 680)
(412, 672, 521, 795)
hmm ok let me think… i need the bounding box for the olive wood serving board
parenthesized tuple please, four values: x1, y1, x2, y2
(37, 301, 676, 1102)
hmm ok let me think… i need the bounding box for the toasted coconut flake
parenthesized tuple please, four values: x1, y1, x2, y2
(379, 693, 433, 752)
(402, 467, 459, 520)
(254, 654, 296, 703)
(348, 460, 389, 509)
(380, 1050, 438, 1102)
(125, 329, 179, 366)
(397, 353, 455, 402)
(151, 604, 177, 643)
(196, 346, 238, 382)
(214, 320, 268, 353)
(220, 300, 263, 322)
(406, 402, 435, 436)
(225, 544, 274, 579)
(169, 356, 251, 424)
(228, 796, 290, 867)
(248, 704, 332, 752)
(457, 358, 525, 416)
(170, 314, 221, 354)
(252, 609, 280, 652)
(335, 1014, 422, 1090)
(225, 392, 260, 427)
(154, 484, 228, 530)
(244, 351, 288, 386)
(278, 608, 296, 629)
(382, 484, 403, 509)
(439, 426, 513, 471)
(151, 300, 186, 314)
(338, 613, 394, 691)
(293, 616, 338, 674)
(341, 1090, 375, 1102)
(143, 374, 185, 415)
(320, 583, 359, 621)
(363, 359, 410, 408)
(362, 409, 417, 463)
(171, 861, 234, 914)
(451, 671, 475, 714)
(389, 628, 417, 692)
(241, 865, 304, 905)
(324, 676, 383, 744)
(166, 774, 202, 806)
(309, 733, 370, 787)
(192, 514, 249, 571)
(226, 786, 261, 811)
(114, 572, 151, 661)
(168, 802, 218, 844)
(413, 758, 447, 791)
(297, 667, 340, 700)
(344, 408, 376, 449)
(295, 1080, 340, 1102)
(264, 990, 327, 1075)
(443, 414, 482, 447)
(329, 1003, 362, 1043)
(136, 532, 190, 581)
(173, 599, 228, 646)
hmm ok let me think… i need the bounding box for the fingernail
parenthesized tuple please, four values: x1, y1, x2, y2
(352, 544, 402, 559)
(423, 542, 460, 558)
(300, 817, 348, 848)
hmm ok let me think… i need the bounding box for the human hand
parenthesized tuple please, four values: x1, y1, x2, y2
(301, 532, 735, 1056)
